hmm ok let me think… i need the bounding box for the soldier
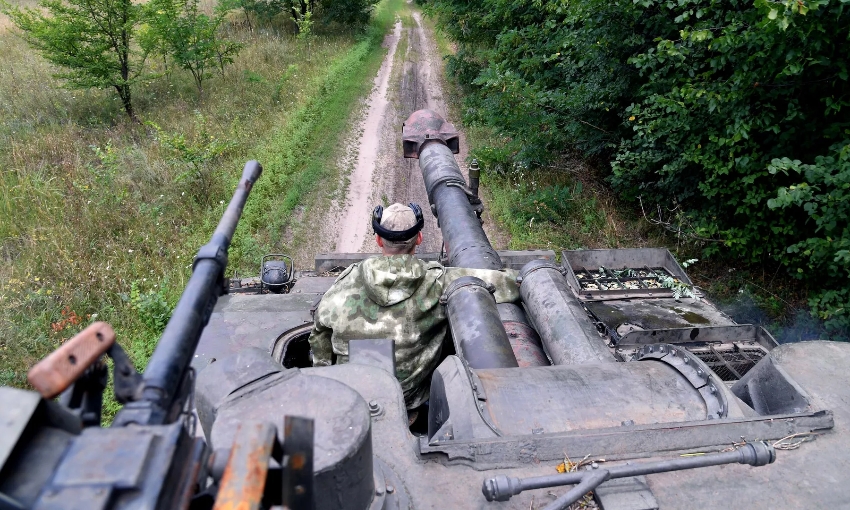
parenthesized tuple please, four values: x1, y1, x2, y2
(309, 202, 520, 412)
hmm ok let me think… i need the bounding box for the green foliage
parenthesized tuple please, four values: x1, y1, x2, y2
(272, 64, 299, 103)
(0, 0, 399, 406)
(512, 183, 582, 224)
(128, 281, 173, 333)
(767, 142, 850, 336)
(318, 0, 379, 26)
(145, 0, 242, 96)
(148, 114, 237, 204)
(2, 0, 147, 119)
(77, 143, 130, 209)
(430, 0, 850, 338)
(293, 5, 315, 41)
(426, 0, 644, 164)
(229, 0, 404, 266)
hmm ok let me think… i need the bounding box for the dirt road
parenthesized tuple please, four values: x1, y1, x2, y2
(319, 8, 480, 257)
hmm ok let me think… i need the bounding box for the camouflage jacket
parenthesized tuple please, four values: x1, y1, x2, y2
(308, 255, 520, 409)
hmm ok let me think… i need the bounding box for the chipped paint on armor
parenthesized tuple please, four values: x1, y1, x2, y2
(309, 255, 520, 409)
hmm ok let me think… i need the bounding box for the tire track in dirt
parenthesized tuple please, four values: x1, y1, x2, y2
(357, 10, 443, 254)
(348, 9, 458, 255)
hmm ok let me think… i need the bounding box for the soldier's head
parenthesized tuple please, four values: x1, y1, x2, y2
(372, 203, 424, 255)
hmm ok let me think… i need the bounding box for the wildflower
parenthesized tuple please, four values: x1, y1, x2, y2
(628, 116, 636, 121)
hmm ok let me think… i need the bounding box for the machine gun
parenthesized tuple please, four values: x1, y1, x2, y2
(0, 161, 315, 510)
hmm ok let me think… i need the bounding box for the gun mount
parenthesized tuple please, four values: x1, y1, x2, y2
(2, 113, 849, 509)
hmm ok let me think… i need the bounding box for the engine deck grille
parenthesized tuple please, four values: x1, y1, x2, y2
(690, 346, 767, 381)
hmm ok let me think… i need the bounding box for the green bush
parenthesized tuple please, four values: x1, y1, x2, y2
(429, 0, 850, 337)
(767, 142, 850, 337)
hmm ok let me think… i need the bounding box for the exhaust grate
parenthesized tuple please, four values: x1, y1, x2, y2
(691, 347, 767, 381)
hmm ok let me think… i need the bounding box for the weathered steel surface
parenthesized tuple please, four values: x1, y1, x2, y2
(585, 299, 736, 341)
(281, 416, 315, 510)
(648, 341, 850, 509)
(593, 476, 658, 510)
(212, 422, 277, 510)
(198, 353, 375, 510)
(561, 248, 693, 301)
(349, 339, 396, 375)
(483, 442, 775, 506)
(475, 361, 710, 435)
(504, 322, 550, 367)
(136, 161, 262, 422)
(192, 293, 317, 371)
(444, 276, 518, 369)
(420, 142, 503, 269)
(498, 303, 550, 367)
(518, 260, 615, 365)
(289, 277, 337, 294)
(419, 410, 833, 467)
(30, 422, 196, 509)
(0, 387, 43, 468)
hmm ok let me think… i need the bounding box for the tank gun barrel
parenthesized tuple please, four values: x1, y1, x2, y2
(403, 110, 548, 368)
(403, 109, 501, 270)
(125, 161, 262, 424)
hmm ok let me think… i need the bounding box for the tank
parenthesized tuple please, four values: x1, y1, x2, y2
(1, 113, 848, 510)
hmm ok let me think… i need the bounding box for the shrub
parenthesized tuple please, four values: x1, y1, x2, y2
(429, 0, 850, 337)
(767, 142, 850, 337)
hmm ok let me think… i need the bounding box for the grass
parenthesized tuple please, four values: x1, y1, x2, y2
(0, 0, 404, 396)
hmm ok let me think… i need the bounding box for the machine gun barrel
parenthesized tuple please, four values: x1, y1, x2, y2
(136, 161, 262, 423)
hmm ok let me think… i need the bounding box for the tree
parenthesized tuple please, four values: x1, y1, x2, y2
(3, 0, 147, 120)
(146, 0, 242, 97)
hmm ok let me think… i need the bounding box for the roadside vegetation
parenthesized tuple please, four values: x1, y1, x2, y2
(0, 0, 402, 395)
(425, 0, 849, 341)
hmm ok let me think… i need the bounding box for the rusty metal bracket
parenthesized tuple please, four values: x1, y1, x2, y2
(213, 422, 278, 510)
(282, 416, 315, 510)
(28, 322, 116, 400)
